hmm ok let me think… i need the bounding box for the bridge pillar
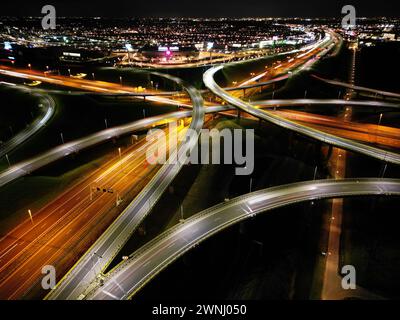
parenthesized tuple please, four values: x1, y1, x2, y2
(325, 145, 333, 161)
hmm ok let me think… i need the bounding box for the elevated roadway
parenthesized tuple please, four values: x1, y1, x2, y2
(85, 178, 400, 300)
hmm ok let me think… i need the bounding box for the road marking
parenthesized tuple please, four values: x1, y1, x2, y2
(102, 289, 119, 300)
(112, 279, 126, 293)
(0, 243, 19, 260)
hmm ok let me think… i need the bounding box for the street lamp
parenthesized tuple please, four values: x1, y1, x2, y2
(28, 63, 32, 70)
(118, 147, 123, 173)
(68, 69, 71, 76)
(28, 209, 34, 224)
(378, 113, 383, 126)
(119, 76, 122, 86)
(5, 154, 10, 167)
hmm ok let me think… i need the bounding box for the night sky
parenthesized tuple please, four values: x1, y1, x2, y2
(1, 0, 399, 17)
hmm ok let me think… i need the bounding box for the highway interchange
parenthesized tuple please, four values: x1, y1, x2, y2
(0, 27, 399, 300)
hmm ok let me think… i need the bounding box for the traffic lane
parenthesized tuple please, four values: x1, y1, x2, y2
(0, 137, 153, 269)
(89, 179, 400, 300)
(203, 66, 400, 164)
(0, 132, 165, 299)
(46, 74, 205, 300)
(0, 151, 157, 299)
(0, 106, 227, 189)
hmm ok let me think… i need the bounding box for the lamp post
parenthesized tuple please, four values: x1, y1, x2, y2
(28, 209, 34, 224)
(378, 113, 383, 126)
(5, 154, 10, 167)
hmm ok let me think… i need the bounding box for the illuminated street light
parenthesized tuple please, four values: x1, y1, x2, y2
(5, 154, 11, 167)
(28, 209, 34, 224)
(378, 113, 383, 126)
(28, 63, 31, 70)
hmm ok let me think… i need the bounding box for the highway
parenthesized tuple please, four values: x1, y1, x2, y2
(255, 98, 400, 110)
(0, 87, 55, 158)
(0, 106, 227, 189)
(0, 128, 180, 299)
(2, 68, 398, 189)
(220, 108, 400, 149)
(1, 27, 398, 301)
(204, 65, 400, 165)
(0, 66, 177, 97)
(2, 93, 397, 189)
(45, 73, 205, 300)
(312, 74, 400, 100)
(84, 179, 400, 300)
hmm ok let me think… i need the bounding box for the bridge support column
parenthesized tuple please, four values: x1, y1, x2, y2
(325, 145, 333, 161)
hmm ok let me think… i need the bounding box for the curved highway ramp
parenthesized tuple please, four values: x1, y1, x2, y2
(85, 178, 400, 300)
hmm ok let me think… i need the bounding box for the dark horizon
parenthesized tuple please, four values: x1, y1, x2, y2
(1, 0, 400, 18)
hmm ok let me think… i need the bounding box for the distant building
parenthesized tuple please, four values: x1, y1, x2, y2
(138, 44, 199, 61)
(382, 33, 396, 41)
(59, 49, 110, 64)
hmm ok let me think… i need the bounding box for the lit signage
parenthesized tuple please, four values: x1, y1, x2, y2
(4, 42, 12, 50)
(63, 52, 81, 57)
(259, 40, 273, 47)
